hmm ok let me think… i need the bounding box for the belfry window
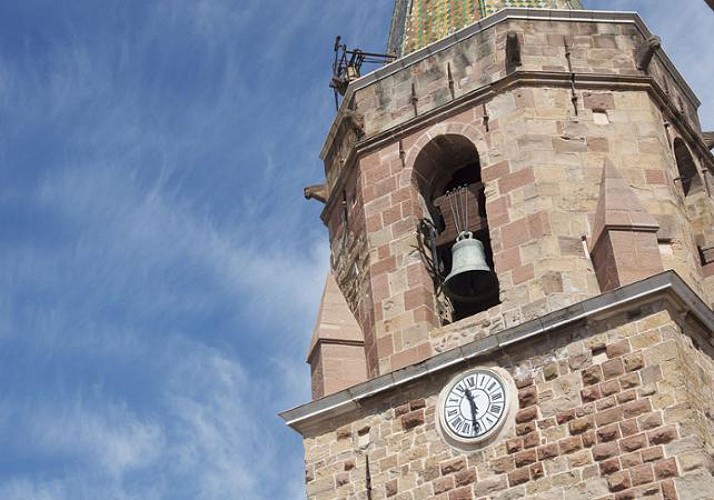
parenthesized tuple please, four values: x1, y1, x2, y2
(673, 138, 702, 197)
(414, 135, 499, 322)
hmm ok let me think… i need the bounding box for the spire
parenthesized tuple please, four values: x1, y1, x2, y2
(388, 0, 583, 58)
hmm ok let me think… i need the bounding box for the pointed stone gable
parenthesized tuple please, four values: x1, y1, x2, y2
(592, 158, 660, 242)
(307, 273, 367, 399)
(591, 159, 663, 291)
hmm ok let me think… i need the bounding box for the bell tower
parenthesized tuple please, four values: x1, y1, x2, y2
(283, 2, 714, 499)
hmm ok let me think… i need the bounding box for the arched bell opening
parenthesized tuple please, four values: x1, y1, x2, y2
(413, 134, 500, 323)
(673, 138, 714, 269)
(673, 138, 703, 197)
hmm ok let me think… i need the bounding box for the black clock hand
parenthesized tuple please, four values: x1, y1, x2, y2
(464, 389, 479, 432)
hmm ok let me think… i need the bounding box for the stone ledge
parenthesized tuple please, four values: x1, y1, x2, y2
(279, 271, 714, 436)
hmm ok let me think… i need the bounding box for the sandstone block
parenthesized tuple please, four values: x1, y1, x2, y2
(619, 373, 640, 389)
(622, 399, 651, 419)
(386, 479, 398, 497)
(647, 426, 676, 446)
(623, 353, 645, 372)
(448, 486, 473, 500)
(518, 386, 538, 408)
(401, 410, 425, 430)
(620, 451, 642, 468)
(516, 407, 538, 423)
(596, 396, 617, 411)
(607, 470, 631, 492)
(606, 340, 630, 359)
(524, 431, 540, 449)
(640, 446, 663, 463)
(568, 450, 593, 469)
(584, 92, 615, 110)
(629, 463, 654, 486)
(653, 458, 678, 480)
(661, 478, 677, 500)
(490, 456, 515, 475)
(434, 476, 455, 495)
(596, 407, 623, 427)
(560, 436, 583, 454)
(508, 467, 530, 487)
(538, 444, 559, 461)
(569, 416, 594, 435)
(602, 359, 625, 380)
(582, 430, 596, 448)
(582, 365, 603, 385)
(543, 363, 559, 381)
(557, 409, 576, 425)
(637, 412, 662, 431)
(619, 419, 639, 437)
(474, 476, 507, 497)
(597, 424, 620, 443)
(593, 439, 621, 463)
(440, 458, 466, 475)
(530, 461, 545, 480)
(616, 390, 636, 405)
(455, 468, 477, 487)
(507, 438, 523, 454)
(515, 449, 537, 467)
(581, 385, 602, 403)
(620, 433, 647, 453)
(600, 457, 621, 475)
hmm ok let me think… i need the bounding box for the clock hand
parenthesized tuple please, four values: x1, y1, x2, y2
(464, 389, 479, 431)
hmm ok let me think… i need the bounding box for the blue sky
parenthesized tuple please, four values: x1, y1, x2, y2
(0, 1, 711, 499)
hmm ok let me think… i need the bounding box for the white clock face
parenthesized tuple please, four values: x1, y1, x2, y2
(439, 368, 508, 443)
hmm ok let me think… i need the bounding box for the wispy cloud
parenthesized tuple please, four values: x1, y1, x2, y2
(0, 0, 359, 497)
(4, 1, 707, 499)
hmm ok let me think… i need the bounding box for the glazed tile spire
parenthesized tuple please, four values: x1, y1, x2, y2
(388, 0, 582, 57)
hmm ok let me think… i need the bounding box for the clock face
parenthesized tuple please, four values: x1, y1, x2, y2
(439, 368, 508, 443)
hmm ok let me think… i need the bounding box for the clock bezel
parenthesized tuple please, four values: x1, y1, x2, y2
(437, 367, 511, 448)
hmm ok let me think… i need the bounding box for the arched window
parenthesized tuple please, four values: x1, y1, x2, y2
(673, 138, 702, 197)
(413, 135, 499, 322)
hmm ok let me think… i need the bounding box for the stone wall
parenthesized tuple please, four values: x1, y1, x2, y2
(303, 304, 714, 499)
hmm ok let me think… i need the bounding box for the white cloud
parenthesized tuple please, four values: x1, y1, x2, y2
(0, 479, 68, 500)
(29, 397, 164, 478)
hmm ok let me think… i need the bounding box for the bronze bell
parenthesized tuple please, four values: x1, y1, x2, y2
(443, 231, 496, 303)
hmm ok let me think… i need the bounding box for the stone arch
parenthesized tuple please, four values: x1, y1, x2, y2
(404, 122, 489, 176)
(403, 122, 490, 222)
(403, 122, 499, 322)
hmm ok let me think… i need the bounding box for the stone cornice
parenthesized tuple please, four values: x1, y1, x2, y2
(320, 8, 700, 161)
(279, 271, 714, 436)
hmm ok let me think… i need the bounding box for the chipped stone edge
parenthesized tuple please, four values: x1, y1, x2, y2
(320, 8, 699, 160)
(278, 271, 714, 435)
